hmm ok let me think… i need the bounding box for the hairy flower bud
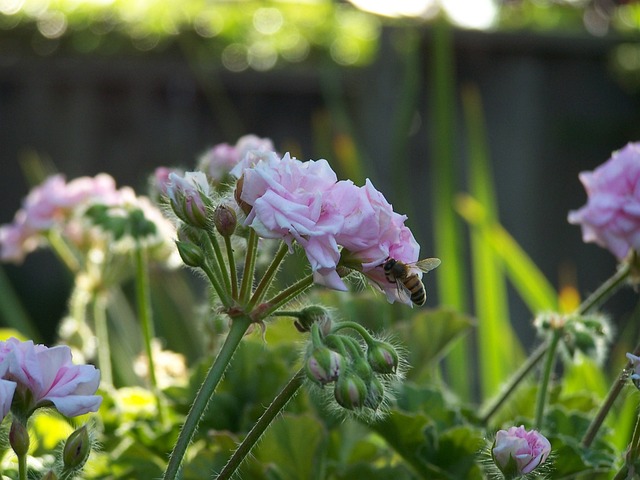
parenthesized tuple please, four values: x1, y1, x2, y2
(63, 425, 91, 471)
(305, 347, 344, 386)
(213, 204, 237, 237)
(175, 240, 204, 268)
(367, 341, 399, 374)
(293, 305, 333, 334)
(364, 376, 385, 410)
(334, 370, 368, 410)
(492, 426, 551, 478)
(166, 172, 211, 229)
(10, 420, 29, 457)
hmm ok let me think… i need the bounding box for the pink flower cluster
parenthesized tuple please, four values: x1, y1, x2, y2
(0, 174, 120, 262)
(492, 425, 551, 476)
(236, 151, 420, 305)
(198, 134, 275, 183)
(0, 338, 101, 420)
(0, 173, 176, 265)
(568, 142, 640, 260)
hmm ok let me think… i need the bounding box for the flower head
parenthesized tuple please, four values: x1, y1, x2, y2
(166, 171, 212, 228)
(0, 338, 102, 419)
(199, 134, 275, 182)
(492, 425, 551, 477)
(239, 152, 345, 275)
(568, 143, 640, 260)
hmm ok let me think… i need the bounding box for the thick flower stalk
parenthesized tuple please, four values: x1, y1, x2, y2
(492, 426, 551, 479)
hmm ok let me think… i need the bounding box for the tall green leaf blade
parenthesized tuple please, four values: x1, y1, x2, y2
(429, 20, 471, 400)
(462, 85, 523, 399)
(456, 194, 558, 313)
(0, 266, 41, 341)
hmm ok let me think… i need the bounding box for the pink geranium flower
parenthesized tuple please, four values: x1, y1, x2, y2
(568, 142, 640, 260)
(198, 134, 275, 182)
(492, 425, 551, 476)
(0, 338, 101, 419)
(240, 152, 345, 275)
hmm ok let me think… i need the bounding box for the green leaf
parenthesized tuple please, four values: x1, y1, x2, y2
(395, 308, 474, 381)
(251, 413, 326, 480)
(427, 426, 484, 479)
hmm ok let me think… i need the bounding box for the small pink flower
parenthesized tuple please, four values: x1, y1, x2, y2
(0, 338, 101, 418)
(492, 425, 551, 476)
(198, 134, 275, 181)
(568, 142, 640, 260)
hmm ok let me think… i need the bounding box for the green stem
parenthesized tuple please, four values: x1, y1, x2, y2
(134, 246, 163, 422)
(163, 315, 252, 480)
(582, 339, 640, 448)
(480, 264, 631, 424)
(258, 275, 314, 321)
(215, 369, 305, 480)
(17, 453, 26, 480)
(208, 231, 231, 294)
(239, 230, 259, 303)
(479, 341, 548, 424)
(201, 262, 233, 309)
(224, 236, 238, 300)
(93, 291, 113, 387)
(612, 412, 640, 480)
(331, 320, 376, 345)
(578, 262, 631, 315)
(47, 230, 82, 274)
(534, 330, 562, 430)
(247, 241, 289, 310)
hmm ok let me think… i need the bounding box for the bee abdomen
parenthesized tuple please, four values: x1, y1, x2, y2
(405, 275, 426, 306)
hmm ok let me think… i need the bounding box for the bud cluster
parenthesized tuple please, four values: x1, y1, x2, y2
(302, 318, 403, 416)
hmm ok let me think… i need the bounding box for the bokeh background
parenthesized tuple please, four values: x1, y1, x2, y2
(1, 0, 640, 344)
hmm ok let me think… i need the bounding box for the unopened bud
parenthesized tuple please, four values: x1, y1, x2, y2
(305, 347, 344, 386)
(10, 420, 29, 457)
(234, 175, 252, 215)
(293, 306, 333, 334)
(367, 341, 399, 374)
(364, 376, 385, 410)
(176, 240, 204, 268)
(213, 204, 237, 237)
(63, 425, 91, 471)
(334, 370, 367, 410)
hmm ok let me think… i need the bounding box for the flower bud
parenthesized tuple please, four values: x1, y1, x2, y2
(364, 376, 385, 410)
(367, 341, 399, 374)
(10, 420, 30, 457)
(63, 425, 91, 471)
(305, 347, 344, 386)
(293, 306, 333, 334)
(176, 240, 204, 268)
(492, 425, 551, 478)
(234, 175, 252, 215)
(167, 172, 211, 229)
(213, 204, 237, 237)
(334, 370, 367, 410)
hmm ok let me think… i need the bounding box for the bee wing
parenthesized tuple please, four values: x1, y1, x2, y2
(414, 257, 441, 273)
(394, 279, 414, 306)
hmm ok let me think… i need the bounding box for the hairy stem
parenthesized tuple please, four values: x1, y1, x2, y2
(258, 275, 314, 321)
(163, 315, 251, 480)
(224, 236, 238, 300)
(247, 241, 289, 310)
(534, 329, 562, 430)
(93, 291, 113, 387)
(215, 369, 305, 480)
(239, 230, 259, 303)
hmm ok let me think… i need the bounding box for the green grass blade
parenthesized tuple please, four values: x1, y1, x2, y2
(429, 21, 471, 400)
(462, 84, 523, 399)
(456, 195, 558, 313)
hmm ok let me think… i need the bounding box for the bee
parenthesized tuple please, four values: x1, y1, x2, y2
(382, 257, 441, 306)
